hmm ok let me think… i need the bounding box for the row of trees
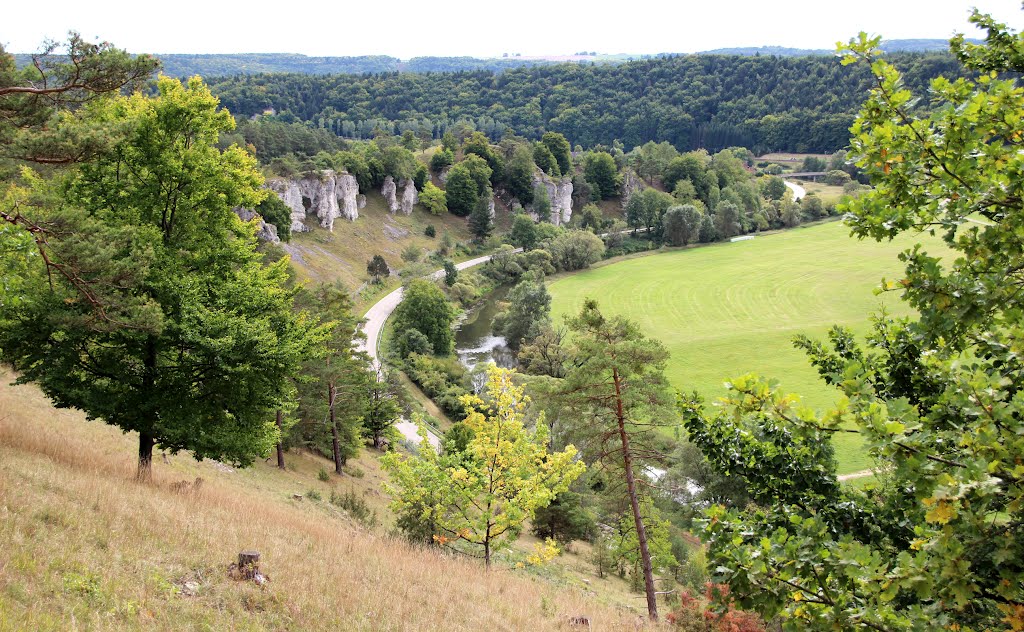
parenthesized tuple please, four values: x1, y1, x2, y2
(204, 51, 967, 154)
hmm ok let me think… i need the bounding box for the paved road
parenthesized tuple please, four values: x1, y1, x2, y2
(358, 252, 519, 450)
(784, 180, 806, 201)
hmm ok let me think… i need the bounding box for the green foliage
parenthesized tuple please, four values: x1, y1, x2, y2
(583, 152, 619, 200)
(444, 162, 478, 217)
(205, 53, 967, 155)
(491, 273, 551, 351)
(468, 189, 493, 242)
(392, 279, 455, 356)
(400, 243, 422, 263)
(577, 203, 604, 233)
(424, 223, 436, 238)
(545, 230, 605, 272)
(442, 260, 458, 287)
(429, 148, 454, 173)
(540, 131, 573, 176)
(254, 194, 292, 242)
(367, 254, 389, 283)
(533, 142, 560, 177)
(662, 204, 702, 247)
(508, 214, 539, 250)
(0, 76, 326, 477)
(293, 282, 371, 470)
(382, 368, 586, 566)
(612, 500, 675, 591)
(392, 329, 434, 359)
(680, 20, 1024, 631)
(625, 188, 675, 234)
(530, 491, 594, 544)
(419, 181, 447, 215)
(363, 372, 401, 450)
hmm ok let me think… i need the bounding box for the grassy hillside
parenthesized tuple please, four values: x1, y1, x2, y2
(548, 220, 947, 474)
(282, 191, 471, 310)
(0, 370, 649, 630)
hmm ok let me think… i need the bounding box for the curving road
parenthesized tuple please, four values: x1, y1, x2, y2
(358, 251, 520, 449)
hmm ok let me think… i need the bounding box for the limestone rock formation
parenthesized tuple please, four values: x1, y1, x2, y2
(488, 196, 496, 219)
(621, 169, 644, 209)
(400, 179, 418, 215)
(266, 170, 360, 233)
(530, 172, 574, 225)
(234, 207, 281, 243)
(357, 194, 367, 210)
(382, 176, 399, 213)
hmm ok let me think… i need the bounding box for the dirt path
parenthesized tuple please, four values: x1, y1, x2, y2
(837, 469, 875, 481)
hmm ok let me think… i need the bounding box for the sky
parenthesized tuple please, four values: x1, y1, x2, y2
(4, 0, 1024, 59)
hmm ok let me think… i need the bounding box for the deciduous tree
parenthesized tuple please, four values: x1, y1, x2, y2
(682, 17, 1024, 631)
(382, 368, 585, 567)
(0, 76, 325, 480)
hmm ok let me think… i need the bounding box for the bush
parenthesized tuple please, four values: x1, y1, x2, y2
(317, 467, 330, 482)
(424, 224, 436, 238)
(331, 488, 377, 528)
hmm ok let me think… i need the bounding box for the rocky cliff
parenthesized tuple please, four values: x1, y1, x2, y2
(531, 173, 574, 225)
(234, 208, 280, 243)
(266, 170, 360, 233)
(620, 169, 644, 209)
(381, 176, 399, 213)
(400, 179, 418, 215)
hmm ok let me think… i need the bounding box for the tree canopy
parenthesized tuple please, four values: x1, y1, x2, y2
(681, 14, 1024, 631)
(0, 76, 325, 480)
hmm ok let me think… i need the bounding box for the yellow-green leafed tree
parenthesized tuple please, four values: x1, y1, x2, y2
(383, 367, 585, 567)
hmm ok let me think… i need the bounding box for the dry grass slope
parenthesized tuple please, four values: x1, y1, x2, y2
(0, 371, 645, 631)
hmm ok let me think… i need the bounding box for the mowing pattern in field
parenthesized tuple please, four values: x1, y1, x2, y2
(549, 221, 942, 474)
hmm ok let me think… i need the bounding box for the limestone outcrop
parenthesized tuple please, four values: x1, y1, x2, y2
(530, 172, 574, 225)
(400, 179, 418, 215)
(621, 169, 644, 209)
(234, 208, 281, 243)
(382, 176, 399, 213)
(266, 170, 360, 233)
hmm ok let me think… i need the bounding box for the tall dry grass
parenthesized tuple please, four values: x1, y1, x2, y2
(0, 372, 651, 631)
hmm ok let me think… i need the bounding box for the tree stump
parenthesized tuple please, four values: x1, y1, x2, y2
(238, 550, 260, 579)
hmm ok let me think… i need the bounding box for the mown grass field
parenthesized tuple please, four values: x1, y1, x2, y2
(549, 220, 946, 474)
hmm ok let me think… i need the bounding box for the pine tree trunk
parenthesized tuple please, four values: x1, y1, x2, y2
(613, 367, 658, 621)
(330, 383, 342, 475)
(137, 431, 155, 482)
(275, 409, 285, 470)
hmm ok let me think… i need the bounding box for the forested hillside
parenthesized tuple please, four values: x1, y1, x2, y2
(205, 52, 966, 153)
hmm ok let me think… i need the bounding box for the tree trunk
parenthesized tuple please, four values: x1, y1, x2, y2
(137, 431, 155, 482)
(330, 383, 342, 475)
(613, 367, 658, 621)
(275, 409, 285, 470)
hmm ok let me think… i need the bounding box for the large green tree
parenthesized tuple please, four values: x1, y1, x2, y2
(295, 282, 370, 474)
(682, 15, 1024, 631)
(392, 279, 455, 356)
(0, 76, 325, 480)
(557, 299, 677, 621)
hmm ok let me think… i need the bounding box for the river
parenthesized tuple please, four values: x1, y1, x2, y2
(454, 286, 517, 369)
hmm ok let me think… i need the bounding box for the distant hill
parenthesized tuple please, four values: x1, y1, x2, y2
(699, 39, 981, 57)
(13, 39, 977, 78)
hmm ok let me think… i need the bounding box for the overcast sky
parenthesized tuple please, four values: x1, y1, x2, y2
(5, 0, 1023, 59)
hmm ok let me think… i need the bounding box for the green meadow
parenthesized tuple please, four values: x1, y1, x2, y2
(549, 220, 946, 474)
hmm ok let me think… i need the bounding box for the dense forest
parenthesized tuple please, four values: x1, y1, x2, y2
(204, 52, 967, 153)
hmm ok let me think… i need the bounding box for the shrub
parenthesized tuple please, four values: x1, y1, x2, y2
(424, 224, 436, 238)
